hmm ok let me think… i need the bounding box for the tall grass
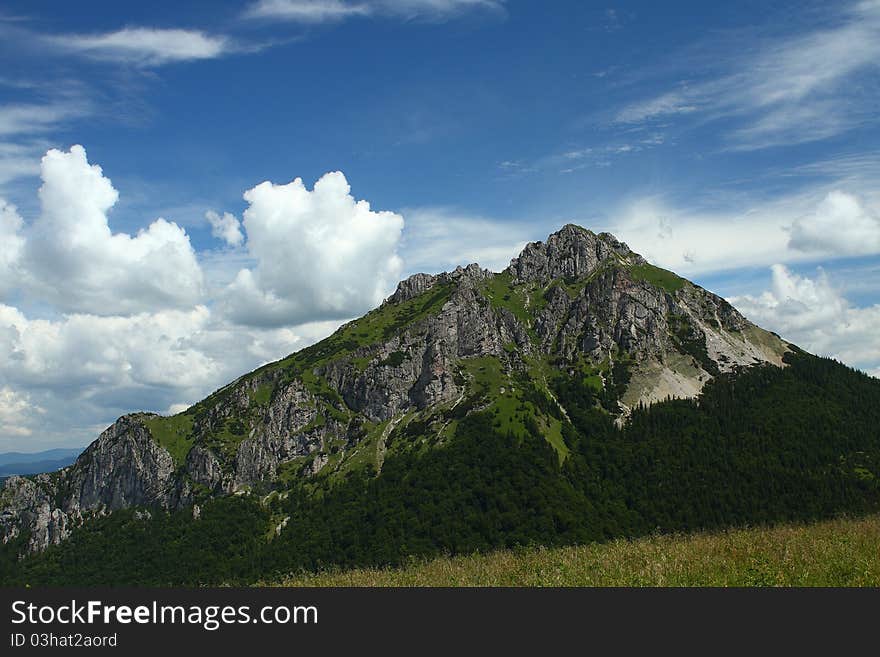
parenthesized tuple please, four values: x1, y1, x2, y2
(274, 515, 880, 587)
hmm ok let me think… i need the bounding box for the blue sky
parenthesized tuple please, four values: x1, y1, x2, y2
(0, 0, 878, 451)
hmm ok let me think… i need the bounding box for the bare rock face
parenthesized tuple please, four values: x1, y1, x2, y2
(508, 224, 644, 283)
(403, 284, 499, 407)
(69, 415, 178, 511)
(181, 446, 228, 498)
(0, 415, 177, 552)
(232, 379, 326, 488)
(322, 263, 502, 420)
(388, 272, 440, 303)
(0, 476, 75, 553)
(0, 224, 790, 555)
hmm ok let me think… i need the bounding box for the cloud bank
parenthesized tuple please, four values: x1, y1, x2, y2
(789, 191, 880, 256)
(731, 265, 880, 377)
(608, 186, 880, 276)
(0, 146, 405, 449)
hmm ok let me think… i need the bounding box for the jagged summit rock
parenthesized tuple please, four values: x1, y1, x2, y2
(1, 223, 790, 554)
(387, 263, 490, 304)
(508, 224, 644, 283)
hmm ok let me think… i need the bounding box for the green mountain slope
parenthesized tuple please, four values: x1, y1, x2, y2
(3, 350, 879, 585)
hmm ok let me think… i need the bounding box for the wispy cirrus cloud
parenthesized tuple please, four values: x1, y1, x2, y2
(0, 78, 94, 189)
(613, 1, 880, 149)
(614, 91, 698, 125)
(0, 101, 91, 137)
(0, 142, 43, 186)
(244, 0, 371, 22)
(497, 134, 666, 177)
(244, 0, 505, 23)
(46, 28, 233, 66)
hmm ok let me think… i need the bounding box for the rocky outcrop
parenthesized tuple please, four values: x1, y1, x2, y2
(0, 475, 78, 554)
(70, 415, 178, 511)
(508, 224, 644, 284)
(388, 272, 440, 303)
(0, 415, 177, 552)
(321, 263, 504, 419)
(0, 224, 790, 555)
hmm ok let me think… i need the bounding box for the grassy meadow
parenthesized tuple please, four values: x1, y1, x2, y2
(274, 514, 880, 587)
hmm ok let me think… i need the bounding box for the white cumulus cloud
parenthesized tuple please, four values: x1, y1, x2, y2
(0, 199, 24, 298)
(206, 210, 244, 247)
(0, 145, 412, 449)
(222, 171, 404, 326)
(789, 190, 880, 256)
(24, 145, 204, 315)
(0, 386, 42, 438)
(730, 265, 880, 377)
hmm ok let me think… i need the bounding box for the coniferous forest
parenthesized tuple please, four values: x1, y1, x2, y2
(2, 350, 879, 585)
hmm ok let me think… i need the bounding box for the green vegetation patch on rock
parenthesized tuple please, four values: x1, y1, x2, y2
(202, 417, 250, 460)
(481, 272, 534, 327)
(143, 413, 195, 467)
(250, 384, 273, 407)
(629, 263, 686, 293)
(460, 356, 569, 463)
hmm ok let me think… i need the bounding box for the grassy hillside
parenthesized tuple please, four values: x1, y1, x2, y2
(276, 514, 880, 587)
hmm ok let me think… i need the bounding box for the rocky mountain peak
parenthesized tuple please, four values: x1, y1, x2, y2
(393, 227, 640, 305)
(507, 224, 644, 284)
(1, 222, 792, 557)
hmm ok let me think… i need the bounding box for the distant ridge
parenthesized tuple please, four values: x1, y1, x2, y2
(0, 448, 82, 478)
(0, 448, 82, 467)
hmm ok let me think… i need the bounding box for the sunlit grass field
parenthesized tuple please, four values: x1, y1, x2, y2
(274, 514, 880, 587)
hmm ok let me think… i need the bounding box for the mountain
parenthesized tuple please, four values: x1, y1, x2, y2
(0, 449, 82, 478)
(2, 225, 879, 584)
